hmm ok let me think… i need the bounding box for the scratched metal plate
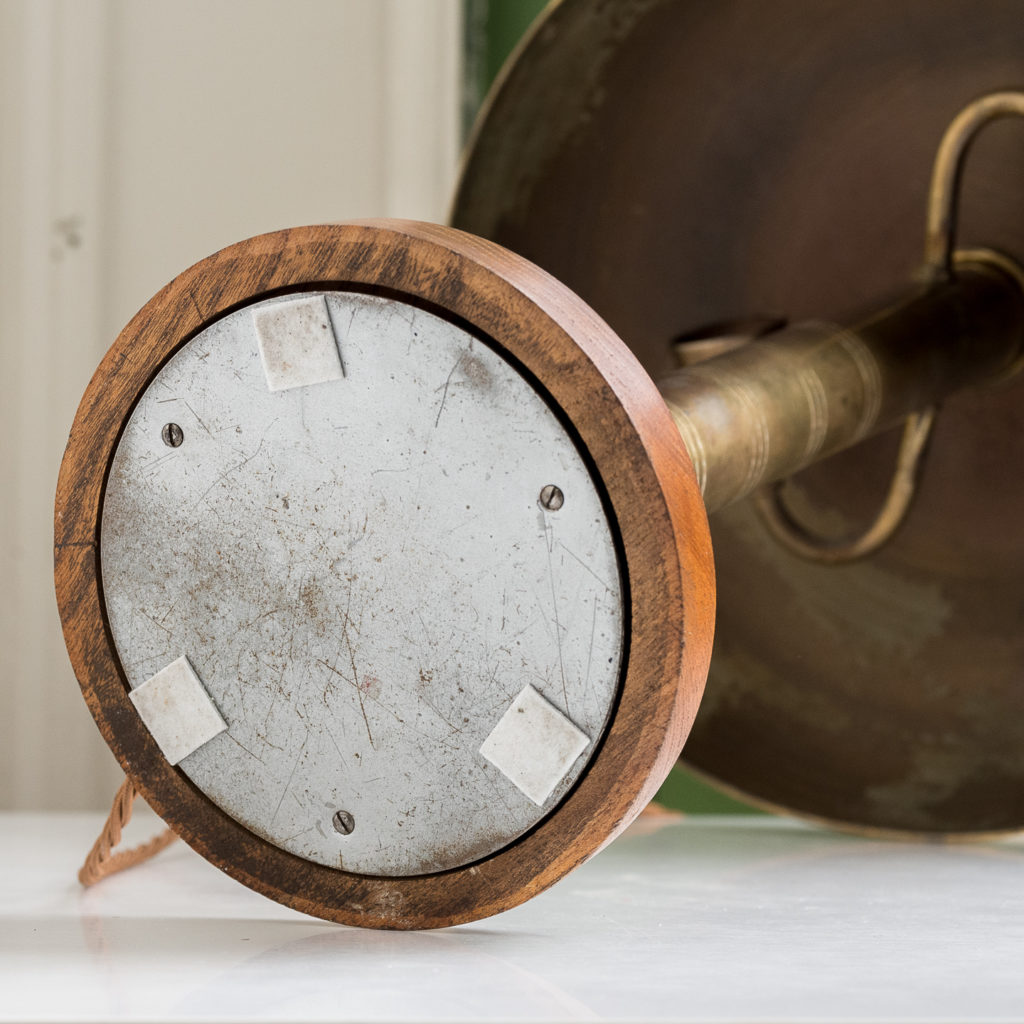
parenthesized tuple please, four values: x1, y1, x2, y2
(454, 0, 1024, 833)
(100, 291, 624, 875)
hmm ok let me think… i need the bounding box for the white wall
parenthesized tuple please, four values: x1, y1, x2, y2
(0, 0, 462, 810)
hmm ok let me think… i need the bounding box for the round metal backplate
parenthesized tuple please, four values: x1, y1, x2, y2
(452, 0, 1024, 834)
(55, 221, 715, 927)
(100, 289, 624, 876)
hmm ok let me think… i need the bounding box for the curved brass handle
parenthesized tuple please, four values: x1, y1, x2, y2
(754, 408, 935, 565)
(924, 91, 1024, 281)
(756, 91, 1024, 564)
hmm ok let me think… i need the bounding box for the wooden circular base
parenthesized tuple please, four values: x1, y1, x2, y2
(54, 221, 714, 927)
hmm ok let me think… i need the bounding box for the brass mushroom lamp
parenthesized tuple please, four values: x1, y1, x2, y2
(56, 2, 1024, 928)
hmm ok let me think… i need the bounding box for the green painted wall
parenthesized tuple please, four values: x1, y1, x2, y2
(462, 0, 548, 140)
(461, 0, 761, 816)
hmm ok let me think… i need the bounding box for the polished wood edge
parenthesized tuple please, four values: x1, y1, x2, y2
(54, 220, 715, 928)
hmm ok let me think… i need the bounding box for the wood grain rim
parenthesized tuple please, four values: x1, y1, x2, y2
(54, 220, 715, 928)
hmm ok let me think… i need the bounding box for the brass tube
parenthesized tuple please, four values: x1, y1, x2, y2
(658, 260, 1024, 513)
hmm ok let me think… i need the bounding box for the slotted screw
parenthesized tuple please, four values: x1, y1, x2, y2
(332, 809, 355, 835)
(538, 484, 564, 511)
(161, 423, 184, 448)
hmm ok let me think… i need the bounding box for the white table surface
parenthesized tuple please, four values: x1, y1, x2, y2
(2, 811, 1023, 1023)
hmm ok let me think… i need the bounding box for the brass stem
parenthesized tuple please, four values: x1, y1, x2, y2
(659, 257, 1024, 515)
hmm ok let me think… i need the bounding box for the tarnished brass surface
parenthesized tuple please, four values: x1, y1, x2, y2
(660, 264, 1024, 513)
(453, 0, 1024, 833)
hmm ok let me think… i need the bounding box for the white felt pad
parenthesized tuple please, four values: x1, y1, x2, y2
(129, 656, 227, 765)
(480, 685, 590, 806)
(253, 295, 344, 392)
